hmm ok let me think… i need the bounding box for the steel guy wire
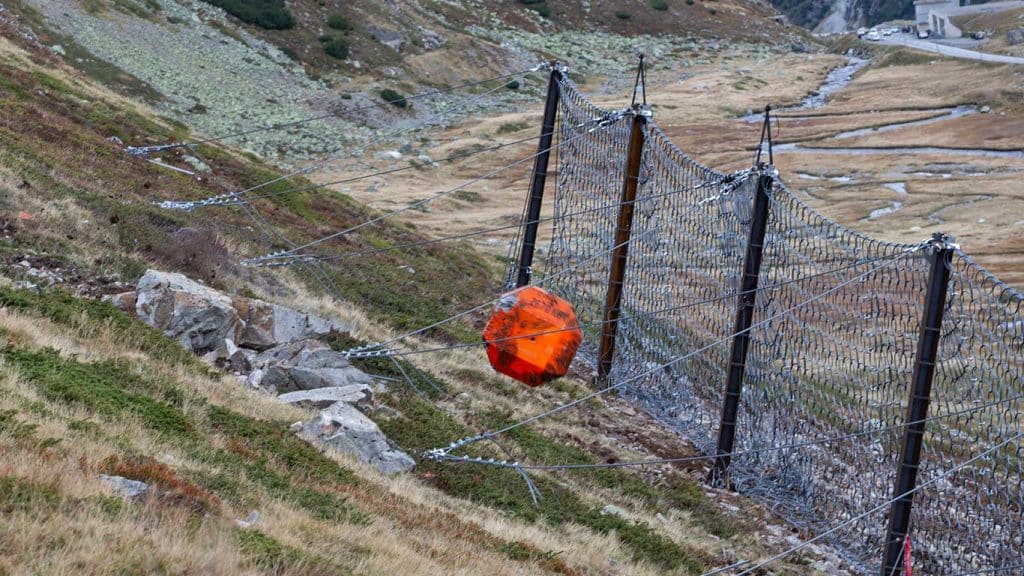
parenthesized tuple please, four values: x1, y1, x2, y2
(717, 431, 1024, 576)
(949, 564, 1024, 576)
(371, 250, 912, 360)
(207, 131, 547, 208)
(129, 67, 542, 155)
(434, 388, 1024, 471)
(425, 248, 922, 461)
(337, 170, 756, 357)
(339, 221, 669, 359)
(250, 168, 754, 266)
(157, 69, 542, 211)
(242, 110, 631, 264)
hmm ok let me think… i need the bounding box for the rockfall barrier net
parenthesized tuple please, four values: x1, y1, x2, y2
(540, 75, 1023, 574)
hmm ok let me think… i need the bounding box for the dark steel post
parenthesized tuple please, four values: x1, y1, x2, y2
(710, 168, 773, 485)
(515, 64, 563, 288)
(881, 233, 955, 576)
(597, 106, 648, 378)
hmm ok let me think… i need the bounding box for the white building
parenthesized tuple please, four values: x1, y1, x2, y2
(914, 0, 1024, 37)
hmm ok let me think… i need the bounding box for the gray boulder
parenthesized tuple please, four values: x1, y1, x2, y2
(252, 339, 375, 394)
(235, 298, 349, 351)
(298, 401, 415, 474)
(278, 384, 373, 410)
(99, 474, 150, 501)
(1008, 29, 1024, 46)
(134, 270, 241, 354)
(368, 26, 405, 52)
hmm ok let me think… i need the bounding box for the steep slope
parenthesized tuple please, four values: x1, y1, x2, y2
(0, 4, 849, 575)
(7, 0, 811, 160)
(772, 0, 913, 30)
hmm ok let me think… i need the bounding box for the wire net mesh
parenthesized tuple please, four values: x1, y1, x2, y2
(540, 77, 1023, 573)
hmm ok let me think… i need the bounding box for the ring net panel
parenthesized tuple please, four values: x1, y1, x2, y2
(540, 77, 1022, 572)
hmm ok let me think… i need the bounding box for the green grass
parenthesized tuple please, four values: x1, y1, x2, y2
(327, 14, 352, 31)
(483, 409, 737, 538)
(376, 392, 705, 572)
(206, 406, 359, 488)
(237, 529, 351, 575)
(0, 476, 61, 514)
(2, 347, 196, 441)
(0, 284, 202, 368)
(496, 121, 530, 135)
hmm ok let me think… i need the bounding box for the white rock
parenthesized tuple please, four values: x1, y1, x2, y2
(99, 474, 149, 501)
(600, 504, 628, 518)
(298, 402, 414, 474)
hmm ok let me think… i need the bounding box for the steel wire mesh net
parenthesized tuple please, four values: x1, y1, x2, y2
(733, 180, 931, 568)
(911, 254, 1024, 573)
(540, 77, 1023, 573)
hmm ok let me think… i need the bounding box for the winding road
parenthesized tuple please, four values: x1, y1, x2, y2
(879, 33, 1024, 65)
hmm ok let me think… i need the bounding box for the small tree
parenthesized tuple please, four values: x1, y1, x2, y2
(649, 0, 669, 10)
(324, 37, 349, 59)
(379, 88, 408, 108)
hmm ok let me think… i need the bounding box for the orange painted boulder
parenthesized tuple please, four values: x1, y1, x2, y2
(483, 286, 582, 387)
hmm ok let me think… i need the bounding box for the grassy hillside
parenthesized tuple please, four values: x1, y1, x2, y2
(0, 8, 835, 576)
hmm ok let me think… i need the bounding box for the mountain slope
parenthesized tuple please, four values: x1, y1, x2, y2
(0, 3, 845, 575)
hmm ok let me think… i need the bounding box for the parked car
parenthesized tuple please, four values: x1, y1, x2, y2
(857, 26, 868, 37)
(970, 31, 986, 40)
(917, 29, 931, 39)
(902, 25, 912, 33)
(882, 27, 894, 36)
(866, 30, 882, 41)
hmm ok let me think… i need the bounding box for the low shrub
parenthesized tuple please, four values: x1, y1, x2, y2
(199, 0, 294, 30)
(650, 0, 670, 10)
(327, 14, 351, 31)
(379, 88, 407, 108)
(324, 37, 350, 59)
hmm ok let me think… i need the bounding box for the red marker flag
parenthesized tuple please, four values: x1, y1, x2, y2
(903, 536, 912, 576)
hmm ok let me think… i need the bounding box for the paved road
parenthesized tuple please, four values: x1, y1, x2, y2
(878, 34, 1024, 65)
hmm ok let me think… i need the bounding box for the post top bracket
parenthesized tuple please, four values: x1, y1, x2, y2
(541, 61, 568, 74)
(927, 232, 960, 252)
(631, 104, 653, 119)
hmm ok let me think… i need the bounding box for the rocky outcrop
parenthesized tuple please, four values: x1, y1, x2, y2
(107, 270, 353, 356)
(105, 269, 414, 475)
(298, 401, 415, 474)
(278, 384, 373, 410)
(250, 339, 375, 394)
(133, 270, 241, 354)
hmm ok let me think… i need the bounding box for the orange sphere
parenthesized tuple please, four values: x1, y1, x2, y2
(483, 286, 583, 387)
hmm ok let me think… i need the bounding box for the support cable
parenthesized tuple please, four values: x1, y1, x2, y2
(370, 251, 911, 360)
(424, 247, 924, 462)
(206, 132, 545, 208)
(157, 69, 543, 211)
(715, 432, 1024, 576)
(242, 110, 630, 265)
(248, 169, 753, 267)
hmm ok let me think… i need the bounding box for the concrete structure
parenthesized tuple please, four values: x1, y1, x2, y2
(914, 0, 1024, 37)
(915, 0, 957, 34)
